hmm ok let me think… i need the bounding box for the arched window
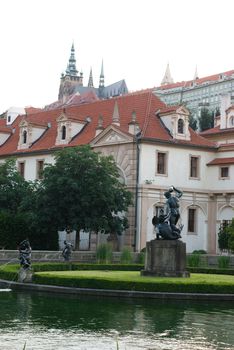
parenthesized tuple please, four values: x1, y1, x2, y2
(229, 115, 234, 127)
(178, 118, 184, 134)
(61, 125, 66, 140)
(23, 130, 27, 144)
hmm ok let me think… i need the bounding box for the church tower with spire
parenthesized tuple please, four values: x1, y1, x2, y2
(88, 67, 94, 88)
(55, 44, 128, 106)
(58, 43, 83, 102)
(161, 63, 174, 86)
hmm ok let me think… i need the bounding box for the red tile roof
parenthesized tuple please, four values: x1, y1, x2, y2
(200, 125, 234, 136)
(0, 119, 12, 134)
(0, 91, 216, 157)
(207, 157, 234, 166)
(157, 70, 234, 91)
(25, 107, 43, 114)
(45, 90, 99, 110)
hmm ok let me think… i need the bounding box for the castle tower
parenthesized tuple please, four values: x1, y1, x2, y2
(58, 43, 83, 102)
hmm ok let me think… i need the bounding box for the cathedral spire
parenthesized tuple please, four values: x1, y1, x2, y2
(67, 43, 78, 76)
(161, 63, 174, 86)
(99, 59, 105, 87)
(193, 65, 199, 80)
(88, 67, 94, 87)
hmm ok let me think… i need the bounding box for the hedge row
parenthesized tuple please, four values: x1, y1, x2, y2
(32, 272, 234, 294)
(188, 267, 234, 275)
(31, 263, 144, 272)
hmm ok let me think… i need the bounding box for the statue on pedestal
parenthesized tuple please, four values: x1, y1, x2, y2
(18, 239, 33, 283)
(152, 186, 183, 240)
(62, 240, 73, 261)
(18, 239, 32, 269)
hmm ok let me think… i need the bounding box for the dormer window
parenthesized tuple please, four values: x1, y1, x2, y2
(18, 119, 47, 150)
(61, 125, 66, 140)
(178, 118, 184, 134)
(23, 130, 27, 144)
(158, 106, 191, 141)
(56, 113, 86, 146)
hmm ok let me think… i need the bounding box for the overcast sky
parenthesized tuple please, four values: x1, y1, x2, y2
(0, 0, 233, 113)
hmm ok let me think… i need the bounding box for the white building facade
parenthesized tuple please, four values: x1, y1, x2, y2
(0, 91, 234, 253)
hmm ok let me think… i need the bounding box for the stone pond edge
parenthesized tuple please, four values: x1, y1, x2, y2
(0, 279, 234, 301)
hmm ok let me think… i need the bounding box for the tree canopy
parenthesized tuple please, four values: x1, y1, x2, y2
(36, 145, 132, 247)
(198, 108, 214, 131)
(0, 159, 36, 248)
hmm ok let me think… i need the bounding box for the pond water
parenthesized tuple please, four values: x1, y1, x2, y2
(0, 290, 233, 350)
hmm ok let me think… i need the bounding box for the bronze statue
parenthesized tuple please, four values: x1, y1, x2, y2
(152, 186, 183, 240)
(18, 239, 32, 269)
(62, 240, 73, 261)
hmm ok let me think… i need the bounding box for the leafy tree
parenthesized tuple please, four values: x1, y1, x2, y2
(218, 219, 234, 253)
(218, 225, 229, 251)
(226, 219, 234, 252)
(36, 146, 132, 248)
(0, 159, 36, 248)
(189, 113, 198, 131)
(198, 108, 214, 131)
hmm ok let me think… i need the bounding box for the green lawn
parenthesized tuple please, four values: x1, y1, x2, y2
(33, 270, 234, 294)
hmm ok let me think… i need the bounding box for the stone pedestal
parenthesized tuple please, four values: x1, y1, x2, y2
(141, 239, 190, 277)
(18, 268, 33, 283)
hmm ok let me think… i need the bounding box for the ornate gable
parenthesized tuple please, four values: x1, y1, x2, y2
(90, 125, 133, 147)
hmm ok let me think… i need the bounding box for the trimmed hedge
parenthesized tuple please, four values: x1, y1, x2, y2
(187, 267, 234, 275)
(0, 264, 234, 294)
(31, 263, 144, 272)
(0, 263, 143, 280)
(32, 271, 234, 294)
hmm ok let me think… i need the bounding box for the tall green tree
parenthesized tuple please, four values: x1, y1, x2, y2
(0, 159, 35, 248)
(189, 113, 198, 131)
(198, 108, 214, 131)
(37, 146, 132, 248)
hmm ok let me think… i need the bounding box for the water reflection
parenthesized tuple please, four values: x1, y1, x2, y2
(0, 291, 233, 349)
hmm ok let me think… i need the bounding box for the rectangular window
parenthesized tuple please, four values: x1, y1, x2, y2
(190, 156, 199, 178)
(18, 162, 25, 178)
(220, 166, 229, 179)
(188, 208, 196, 233)
(156, 151, 168, 175)
(37, 160, 44, 179)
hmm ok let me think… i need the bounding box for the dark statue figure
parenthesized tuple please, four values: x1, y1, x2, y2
(18, 239, 32, 269)
(152, 186, 183, 240)
(62, 240, 73, 261)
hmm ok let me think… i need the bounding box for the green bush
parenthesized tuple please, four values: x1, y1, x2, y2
(192, 250, 207, 254)
(188, 267, 234, 275)
(96, 243, 113, 263)
(218, 226, 229, 251)
(120, 247, 133, 264)
(137, 252, 145, 264)
(218, 256, 230, 269)
(218, 219, 234, 253)
(187, 254, 201, 267)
